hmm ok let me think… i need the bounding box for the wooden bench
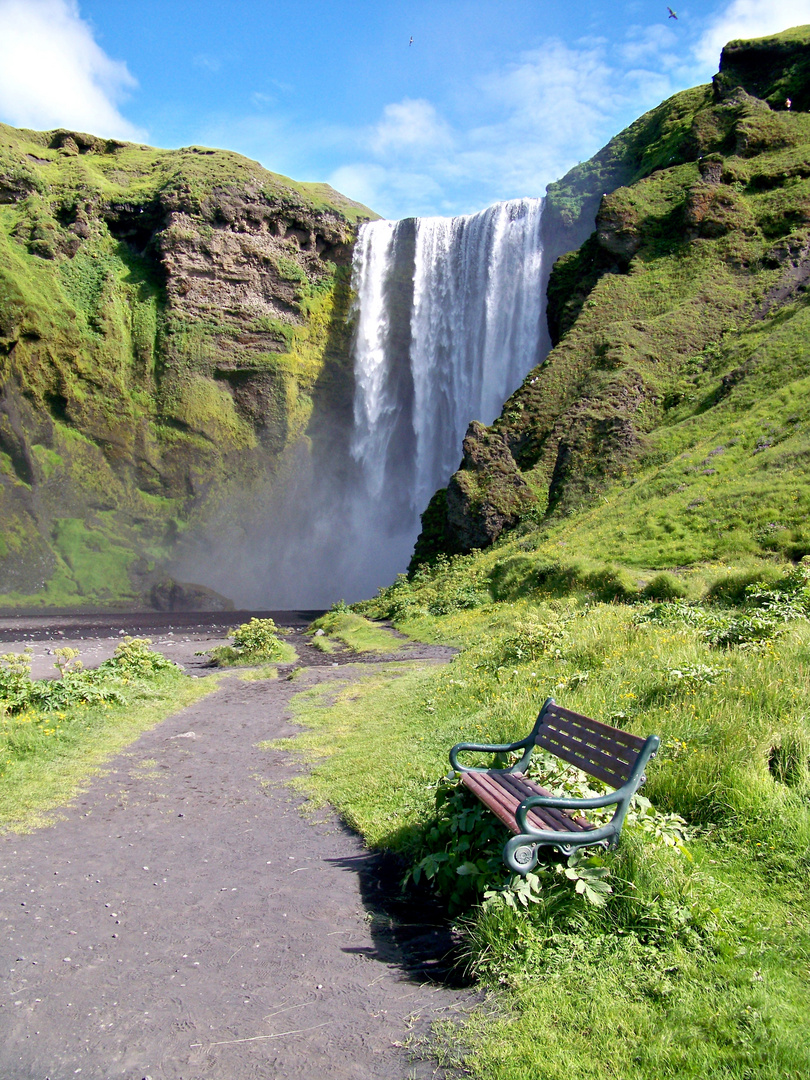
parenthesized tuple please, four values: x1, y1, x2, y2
(449, 697, 660, 875)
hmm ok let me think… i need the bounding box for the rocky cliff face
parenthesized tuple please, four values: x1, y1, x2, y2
(0, 125, 373, 607)
(412, 26, 810, 571)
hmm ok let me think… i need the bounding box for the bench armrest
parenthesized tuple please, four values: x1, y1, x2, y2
(514, 783, 633, 833)
(449, 735, 533, 774)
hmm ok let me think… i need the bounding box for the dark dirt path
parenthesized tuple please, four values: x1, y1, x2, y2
(0, 623, 468, 1080)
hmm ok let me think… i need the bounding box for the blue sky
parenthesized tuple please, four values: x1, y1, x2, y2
(2, 0, 810, 218)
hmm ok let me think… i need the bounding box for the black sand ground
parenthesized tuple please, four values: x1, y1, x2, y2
(0, 617, 468, 1079)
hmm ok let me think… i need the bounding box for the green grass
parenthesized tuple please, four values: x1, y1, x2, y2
(0, 662, 218, 832)
(237, 666, 281, 681)
(309, 610, 408, 653)
(284, 579, 810, 1078)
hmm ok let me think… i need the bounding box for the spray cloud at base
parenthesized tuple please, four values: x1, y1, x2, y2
(173, 197, 549, 608)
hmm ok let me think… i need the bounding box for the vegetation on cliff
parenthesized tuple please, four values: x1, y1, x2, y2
(0, 124, 372, 608)
(414, 26, 810, 589)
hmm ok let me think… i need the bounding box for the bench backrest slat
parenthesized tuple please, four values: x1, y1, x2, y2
(532, 701, 648, 788)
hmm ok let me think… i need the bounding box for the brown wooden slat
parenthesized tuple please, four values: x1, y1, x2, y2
(462, 772, 522, 832)
(535, 723, 639, 786)
(461, 771, 597, 836)
(535, 737, 629, 786)
(543, 711, 643, 759)
(462, 771, 517, 821)
(542, 709, 640, 745)
(498, 772, 593, 831)
(538, 726, 638, 770)
(536, 740, 632, 782)
(551, 724, 640, 757)
(547, 705, 647, 751)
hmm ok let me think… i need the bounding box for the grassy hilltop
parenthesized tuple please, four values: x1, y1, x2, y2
(0, 125, 373, 608)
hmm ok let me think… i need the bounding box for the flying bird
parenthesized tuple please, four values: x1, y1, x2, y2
(667, 7, 678, 17)
(409, 36, 413, 46)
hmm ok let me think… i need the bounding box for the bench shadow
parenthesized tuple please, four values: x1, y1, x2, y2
(324, 842, 471, 989)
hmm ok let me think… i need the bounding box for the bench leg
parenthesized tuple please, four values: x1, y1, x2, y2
(504, 835, 613, 876)
(504, 836, 539, 875)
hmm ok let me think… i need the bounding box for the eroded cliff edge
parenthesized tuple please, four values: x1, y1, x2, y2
(0, 126, 374, 607)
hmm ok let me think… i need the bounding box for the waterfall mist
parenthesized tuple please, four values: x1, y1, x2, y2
(174, 197, 548, 608)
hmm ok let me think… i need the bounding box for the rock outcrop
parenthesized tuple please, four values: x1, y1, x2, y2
(0, 125, 373, 607)
(409, 422, 535, 570)
(411, 25, 810, 570)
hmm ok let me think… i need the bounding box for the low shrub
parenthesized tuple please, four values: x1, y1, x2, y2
(0, 637, 176, 715)
(705, 566, 782, 605)
(209, 618, 292, 666)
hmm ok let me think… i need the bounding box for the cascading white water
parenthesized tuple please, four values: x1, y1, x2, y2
(351, 198, 546, 520)
(176, 197, 548, 608)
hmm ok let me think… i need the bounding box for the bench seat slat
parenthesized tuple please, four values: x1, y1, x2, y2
(461, 771, 597, 836)
(496, 772, 594, 832)
(462, 771, 526, 833)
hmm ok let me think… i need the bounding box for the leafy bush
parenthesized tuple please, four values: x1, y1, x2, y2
(704, 611, 784, 649)
(746, 561, 810, 618)
(427, 580, 490, 615)
(403, 777, 507, 912)
(99, 637, 177, 677)
(638, 598, 788, 648)
(209, 618, 288, 665)
(232, 618, 284, 655)
(490, 609, 577, 668)
(706, 568, 782, 605)
(0, 638, 178, 717)
(665, 662, 729, 690)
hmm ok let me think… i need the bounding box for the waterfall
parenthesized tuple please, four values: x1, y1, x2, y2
(350, 198, 546, 523)
(175, 197, 548, 608)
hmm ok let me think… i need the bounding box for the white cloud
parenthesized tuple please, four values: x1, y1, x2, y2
(695, 0, 810, 68)
(327, 39, 645, 218)
(328, 163, 443, 218)
(367, 98, 454, 156)
(0, 0, 143, 139)
(250, 91, 277, 109)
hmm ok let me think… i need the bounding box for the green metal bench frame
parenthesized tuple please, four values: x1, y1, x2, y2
(449, 697, 660, 875)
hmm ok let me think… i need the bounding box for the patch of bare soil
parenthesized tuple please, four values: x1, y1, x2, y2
(0, 616, 468, 1079)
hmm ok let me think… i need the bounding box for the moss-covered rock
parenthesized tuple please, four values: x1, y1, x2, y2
(412, 25, 810, 570)
(0, 123, 374, 607)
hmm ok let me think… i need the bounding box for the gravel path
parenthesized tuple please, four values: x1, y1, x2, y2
(0, 617, 467, 1079)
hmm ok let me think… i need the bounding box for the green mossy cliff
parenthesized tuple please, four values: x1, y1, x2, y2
(412, 26, 810, 575)
(0, 124, 374, 607)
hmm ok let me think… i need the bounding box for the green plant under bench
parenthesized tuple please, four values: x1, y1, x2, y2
(449, 697, 660, 874)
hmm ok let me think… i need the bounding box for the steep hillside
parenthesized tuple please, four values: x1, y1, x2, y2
(414, 26, 810, 580)
(0, 124, 373, 608)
